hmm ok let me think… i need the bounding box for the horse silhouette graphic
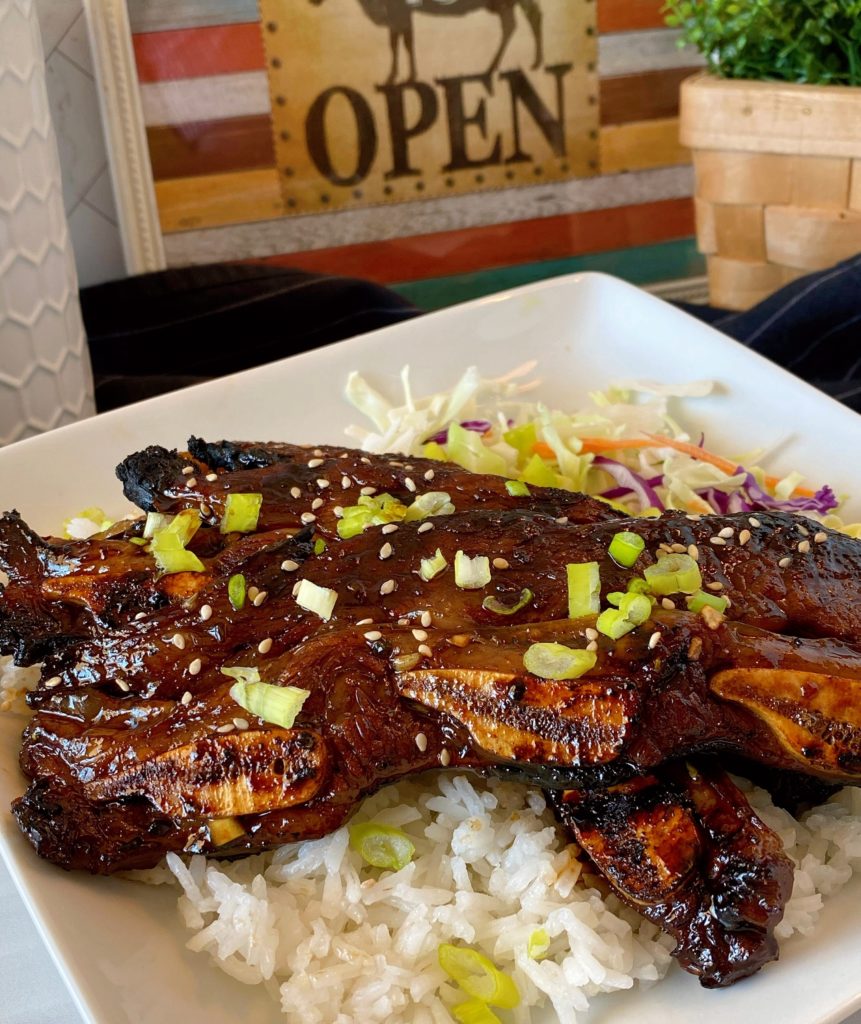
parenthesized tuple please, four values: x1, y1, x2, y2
(309, 0, 544, 84)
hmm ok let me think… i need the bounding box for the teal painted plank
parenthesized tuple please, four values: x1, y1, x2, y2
(128, 0, 259, 33)
(391, 239, 705, 311)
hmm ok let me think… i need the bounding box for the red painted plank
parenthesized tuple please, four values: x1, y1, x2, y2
(147, 116, 274, 180)
(598, 0, 668, 33)
(600, 67, 699, 126)
(245, 198, 695, 283)
(133, 23, 266, 83)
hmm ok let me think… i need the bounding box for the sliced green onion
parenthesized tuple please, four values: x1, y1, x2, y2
(228, 679, 309, 729)
(522, 453, 557, 488)
(404, 490, 455, 521)
(608, 531, 645, 568)
(420, 548, 448, 581)
(228, 573, 246, 610)
(129, 536, 148, 546)
(505, 480, 530, 497)
(607, 591, 624, 607)
(523, 642, 597, 680)
(220, 665, 261, 685)
(644, 553, 702, 596)
(294, 578, 338, 620)
(143, 511, 172, 539)
(527, 928, 550, 960)
(220, 492, 263, 534)
(567, 562, 600, 619)
(627, 577, 652, 595)
(482, 588, 533, 616)
(452, 999, 501, 1024)
(596, 608, 635, 640)
(348, 822, 415, 871)
(686, 590, 729, 614)
(149, 509, 204, 574)
(336, 493, 408, 539)
(313, 537, 327, 555)
(454, 550, 492, 589)
(438, 944, 520, 1009)
(208, 816, 246, 847)
(618, 592, 652, 625)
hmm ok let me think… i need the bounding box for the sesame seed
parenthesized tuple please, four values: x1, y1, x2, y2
(648, 631, 662, 650)
(341, 476, 351, 489)
(356, 618, 374, 626)
(333, 506, 343, 517)
(217, 723, 235, 734)
(363, 630, 382, 641)
(449, 634, 470, 647)
(686, 513, 702, 521)
(749, 516, 762, 528)
(814, 531, 827, 543)
(404, 477, 416, 493)
(555, 517, 569, 525)
(738, 529, 751, 545)
(718, 527, 734, 539)
(379, 542, 393, 560)
(440, 748, 451, 767)
(188, 658, 202, 676)
(418, 522, 433, 534)
(252, 591, 268, 607)
(398, 617, 409, 626)
(380, 579, 396, 596)
(313, 449, 324, 458)
(44, 676, 61, 688)
(797, 524, 809, 537)
(308, 458, 324, 468)
(382, 523, 399, 535)
(187, 477, 197, 488)
(281, 559, 299, 572)
(585, 627, 599, 641)
(233, 717, 249, 731)
(586, 640, 598, 652)
(661, 598, 676, 610)
(418, 644, 432, 657)
(710, 536, 727, 546)
(311, 497, 324, 511)
(798, 539, 811, 554)
(360, 486, 377, 496)
(181, 691, 192, 706)
(258, 638, 273, 654)
(670, 542, 687, 553)
(706, 581, 724, 591)
(117, 679, 131, 692)
(134, 612, 147, 621)
(658, 543, 672, 555)
(360, 457, 371, 464)
(181, 465, 195, 475)
(171, 633, 186, 650)
(200, 604, 213, 621)
(424, 470, 435, 481)
(316, 478, 330, 489)
(492, 557, 510, 570)
(248, 586, 259, 600)
(688, 544, 700, 561)
(421, 611, 432, 628)
(199, 503, 211, 517)
(290, 486, 302, 499)
(779, 556, 792, 568)
(292, 581, 302, 596)
(206, 473, 218, 482)
(412, 628, 428, 641)
(301, 512, 317, 524)
(415, 732, 428, 752)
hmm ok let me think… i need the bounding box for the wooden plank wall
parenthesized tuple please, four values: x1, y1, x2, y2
(129, 0, 704, 296)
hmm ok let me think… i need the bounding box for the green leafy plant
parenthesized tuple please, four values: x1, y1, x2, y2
(663, 0, 861, 86)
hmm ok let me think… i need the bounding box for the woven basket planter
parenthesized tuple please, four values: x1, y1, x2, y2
(680, 73, 861, 311)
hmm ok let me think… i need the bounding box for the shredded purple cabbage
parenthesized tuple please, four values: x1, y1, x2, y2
(698, 468, 837, 516)
(594, 456, 665, 512)
(424, 420, 493, 445)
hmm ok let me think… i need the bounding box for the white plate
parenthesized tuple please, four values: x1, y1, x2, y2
(2, 272, 861, 1024)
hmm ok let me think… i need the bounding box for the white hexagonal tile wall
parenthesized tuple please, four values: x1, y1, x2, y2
(0, 0, 94, 447)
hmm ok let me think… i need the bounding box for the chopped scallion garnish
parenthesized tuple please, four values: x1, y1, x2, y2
(482, 588, 533, 616)
(149, 509, 204, 575)
(348, 822, 415, 871)
(505, 480, 530, 497)
(228, 679, 309, 729)
(644, 553, 702, 596)
(686, 590, 729, 614)
(294, 578, 338, 620)
(438, 944, 520, 1009)
(228, 573, 246, 610)
(567, 562, 600, 619)
(527, 928, 550, 960)
(452, 999, 501, 1024)
(420, 548, 448, 581)
(597, 592, 652, 639)
(608, 531, 645, 568)
(337, 493, 407, 539)
(220, 492, 262, 534)
(220, 665, 260, 685)
(404, 490, 455, 521)
(454, 550, 492, 589)
(313, 537, 327, 555)
(523, 642, 597, 680)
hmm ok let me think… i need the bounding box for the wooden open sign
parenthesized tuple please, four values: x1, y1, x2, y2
(260, 0, 599, 214)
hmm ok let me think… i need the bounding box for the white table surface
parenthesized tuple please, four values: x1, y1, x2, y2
(3, 853, 861, 1024)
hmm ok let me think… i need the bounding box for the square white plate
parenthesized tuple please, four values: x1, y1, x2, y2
(2, 272, 861, 1024)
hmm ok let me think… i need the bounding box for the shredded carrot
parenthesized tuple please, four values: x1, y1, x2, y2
(531, 435, 815, 498)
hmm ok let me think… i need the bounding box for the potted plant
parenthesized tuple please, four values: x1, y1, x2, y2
(665, 0, 861, 310)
